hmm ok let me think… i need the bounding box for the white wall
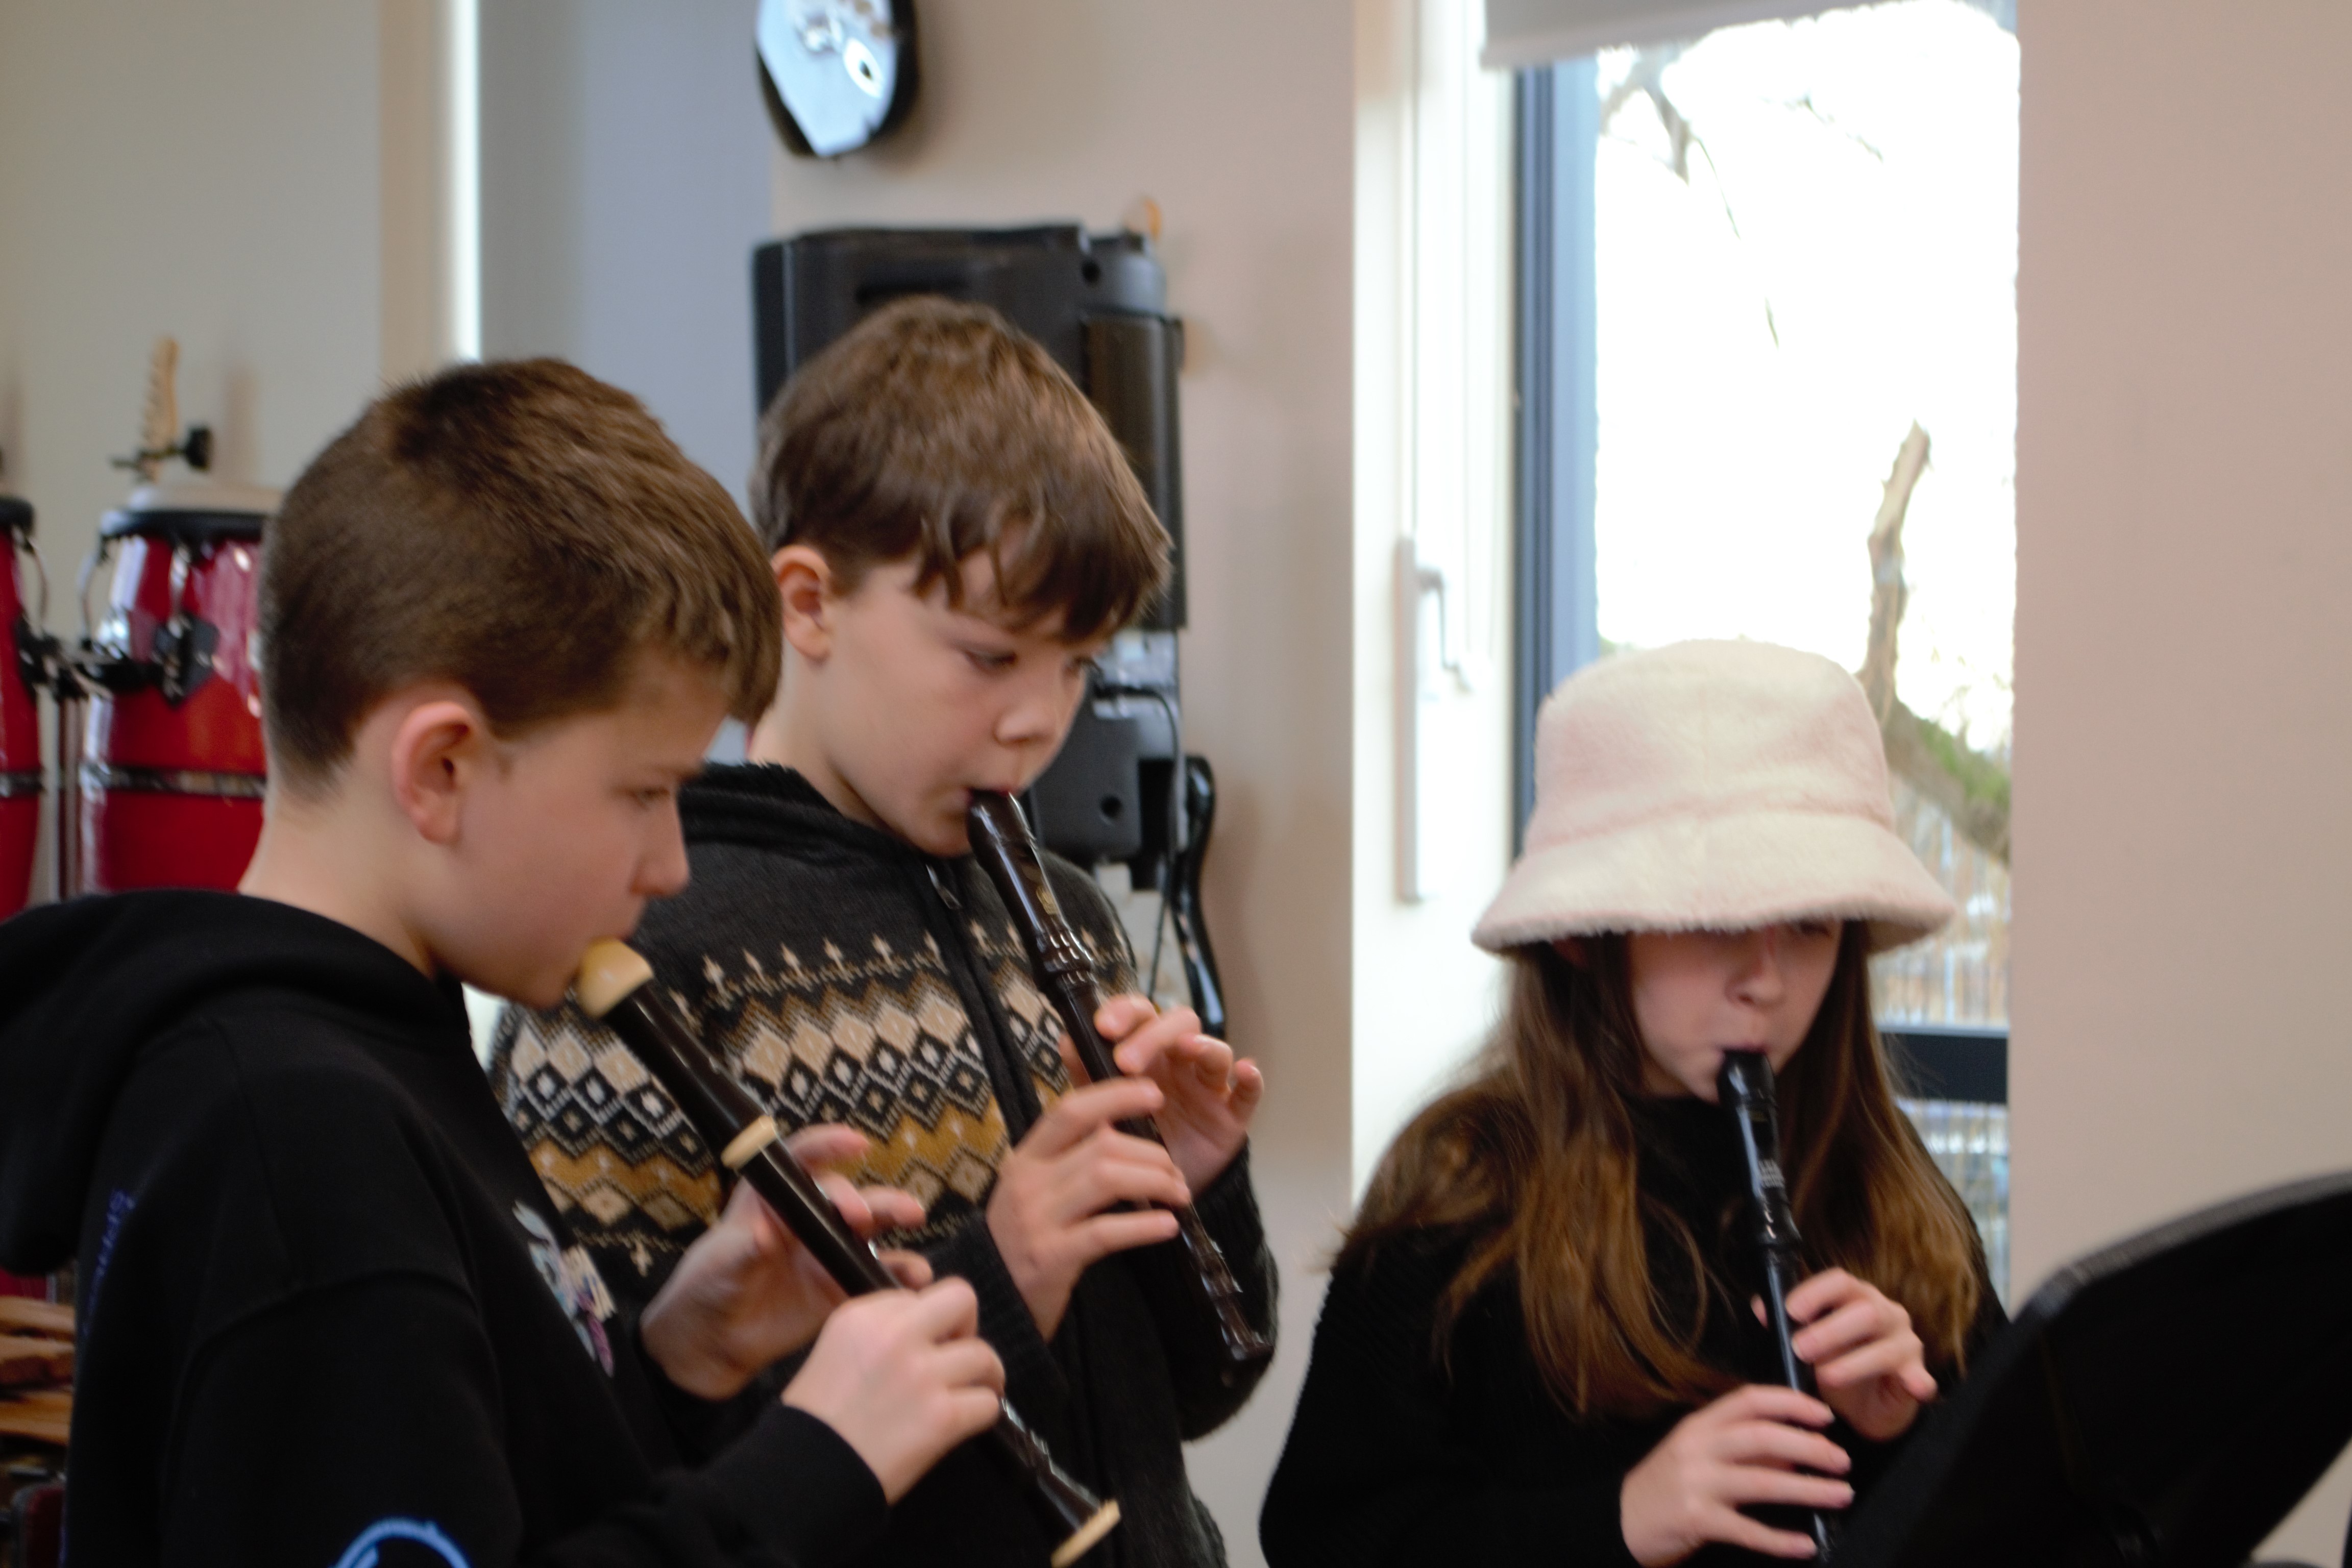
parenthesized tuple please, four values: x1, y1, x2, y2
(0, 0, 395, 901)
(382, 0, 475, 380)
(757, 6, 1356, 1558)
(0, 1, 383, 607)
(480, 0, 779, 507)
(2013, 3, 2352, 1559)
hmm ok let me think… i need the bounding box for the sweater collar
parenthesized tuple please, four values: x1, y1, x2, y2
(681, 763, 919, 861)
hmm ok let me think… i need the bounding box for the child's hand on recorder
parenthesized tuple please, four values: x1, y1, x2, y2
(1620, 1385, 1852, 1563)
(1780, 1268, 1938, 1441)
(783, 1278, 1007, 1502)
(1094, 995, 1264, 1192)
(987, 1076, 1188, 1338)
(641, 1125, 930, 1400)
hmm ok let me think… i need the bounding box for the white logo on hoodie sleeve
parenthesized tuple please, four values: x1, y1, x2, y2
(514, 1202, 616, 1375)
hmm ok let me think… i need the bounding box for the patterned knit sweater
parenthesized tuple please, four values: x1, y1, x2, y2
(489, 765, 1277, 1568)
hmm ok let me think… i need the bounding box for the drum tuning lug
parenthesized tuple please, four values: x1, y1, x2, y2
(109, 447, 173, 478)
(82, 652, 151, 697)
(13, 619, 54, 697)
(153, 616, 218, 706)
(107, 426, 212, 481)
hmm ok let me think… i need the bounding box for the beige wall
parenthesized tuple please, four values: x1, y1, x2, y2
(764, 6, 1357, 1559)
(0, 1, 384, 587)
(0, 0, 397, 900)
(2014, 3, 2352, 1558)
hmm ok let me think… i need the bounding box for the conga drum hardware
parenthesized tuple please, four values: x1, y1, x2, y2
(44, 341, 277, 893)
(108, 422, 212, 485)
(69, 481, 275, 894)
(0, 479, 45, 916)
(78, 533, 236, 707)
(109, 336, 212, 486)
(12, 536, 57, 707)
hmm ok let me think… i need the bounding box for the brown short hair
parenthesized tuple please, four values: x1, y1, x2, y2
(261, 358, 780, 792)
(749, 296, 1170, 640)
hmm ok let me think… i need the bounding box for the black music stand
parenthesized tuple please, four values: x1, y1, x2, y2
(1838, 1169, 2352, 1568)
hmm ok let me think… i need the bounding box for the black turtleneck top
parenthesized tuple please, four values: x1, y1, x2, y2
(1258, 1095, 2005, 1567)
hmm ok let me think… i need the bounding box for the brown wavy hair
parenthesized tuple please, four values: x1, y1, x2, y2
(749, 296, 1170, 642)
(1343, 925, 1983, 1419)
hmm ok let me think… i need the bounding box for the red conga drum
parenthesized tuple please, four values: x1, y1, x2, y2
(78, 482, 274, 893)
(0, 494, 42, 915)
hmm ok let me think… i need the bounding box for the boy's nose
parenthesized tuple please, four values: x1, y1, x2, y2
(997, 703, 1054, 745)
(996, 677, 1082, 748)
(636, 819, 693, 899)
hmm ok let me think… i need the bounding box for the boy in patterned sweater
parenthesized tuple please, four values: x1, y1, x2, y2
(491, 298, 1276, 1568)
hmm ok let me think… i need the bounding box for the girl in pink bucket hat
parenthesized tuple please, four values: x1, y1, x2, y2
(1263, 640, 2004, 1566)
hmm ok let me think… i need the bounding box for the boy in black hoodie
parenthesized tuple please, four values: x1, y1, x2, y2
(491, 299, 1277, 1568)
(0, 360, 1006, 1567)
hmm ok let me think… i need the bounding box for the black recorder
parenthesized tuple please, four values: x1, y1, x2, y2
(753, 225, 1224, 1035)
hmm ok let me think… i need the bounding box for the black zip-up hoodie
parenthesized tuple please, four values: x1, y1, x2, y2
(0, 890, 887, 1568)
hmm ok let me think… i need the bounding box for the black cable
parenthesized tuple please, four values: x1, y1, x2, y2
(1145, 874, 1171, 1002)
(1089, 677, 1215, 1029)
(1169, 755, 1227, 1039)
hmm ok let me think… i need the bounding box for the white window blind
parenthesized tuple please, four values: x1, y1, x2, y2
(1480, 0, 1836, 68)
(1484, 0, 2012, 69)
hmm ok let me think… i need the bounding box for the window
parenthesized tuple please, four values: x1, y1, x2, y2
(1516, 0, 2018, 1295)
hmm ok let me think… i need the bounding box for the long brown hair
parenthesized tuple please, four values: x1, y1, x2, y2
(1344, 925, 1983, 1419)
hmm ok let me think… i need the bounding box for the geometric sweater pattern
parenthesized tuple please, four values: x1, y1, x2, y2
(491, 770, 1125, 1283)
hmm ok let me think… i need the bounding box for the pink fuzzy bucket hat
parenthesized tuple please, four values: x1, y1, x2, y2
(1474, 640, 1956, 954)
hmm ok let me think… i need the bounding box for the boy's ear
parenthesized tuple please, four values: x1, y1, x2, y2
(772, 544, 838, 663)
(387, 696, 494, 846)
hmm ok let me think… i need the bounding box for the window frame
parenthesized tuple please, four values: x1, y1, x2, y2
(1510, 58, 1601, 850)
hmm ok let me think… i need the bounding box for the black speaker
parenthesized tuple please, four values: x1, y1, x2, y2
(752, 225, 1185, 630)
(1024, 700, 1144, 865)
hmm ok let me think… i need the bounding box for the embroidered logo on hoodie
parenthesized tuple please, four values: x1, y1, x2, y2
(332, 1517, 472, 1568)
(514, 1202, 615, 1374)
